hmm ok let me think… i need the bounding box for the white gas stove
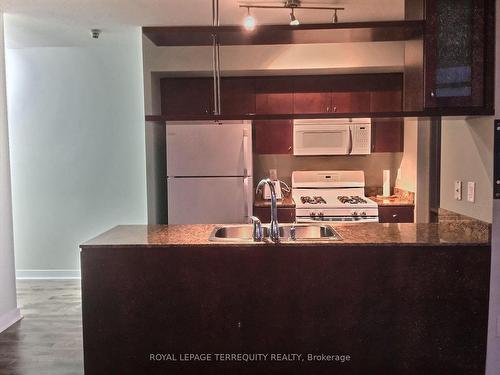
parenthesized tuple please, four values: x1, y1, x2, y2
(292, 170, 379, 223)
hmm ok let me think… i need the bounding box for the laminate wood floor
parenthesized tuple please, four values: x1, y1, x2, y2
(0, 280, 83, 375)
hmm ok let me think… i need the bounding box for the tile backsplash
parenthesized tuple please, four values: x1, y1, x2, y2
(253, 153, 404, 192)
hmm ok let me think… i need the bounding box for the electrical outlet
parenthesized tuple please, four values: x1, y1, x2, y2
(467, 182, 476, 203)
(454, 180, 462, 201)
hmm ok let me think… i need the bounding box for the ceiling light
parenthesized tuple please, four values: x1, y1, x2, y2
(333, 9, 338, 23)
(289, 8, 300, 26)
(243, 7, 256, 31)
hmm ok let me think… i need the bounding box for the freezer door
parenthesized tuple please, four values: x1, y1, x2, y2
(166, 121, 252, 177)
(167, 177, 253, 224)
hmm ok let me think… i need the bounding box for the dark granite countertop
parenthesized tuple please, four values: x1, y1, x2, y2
(81, 217, 490, 249)
(369, 196, 415, 207)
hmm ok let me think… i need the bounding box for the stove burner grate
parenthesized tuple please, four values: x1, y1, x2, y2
(337, 195, 368, 205)
(300, 196, 327, 205)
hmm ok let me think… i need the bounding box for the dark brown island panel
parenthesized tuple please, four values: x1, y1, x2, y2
(80, 224, 490, 375)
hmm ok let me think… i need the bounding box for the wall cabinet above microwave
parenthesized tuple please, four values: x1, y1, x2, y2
(160, 73, 403, 118)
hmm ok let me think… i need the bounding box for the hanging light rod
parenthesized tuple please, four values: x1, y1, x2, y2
(240, 5, 344, 10)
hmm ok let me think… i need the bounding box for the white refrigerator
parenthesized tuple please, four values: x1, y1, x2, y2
(166, 120, 253, 224)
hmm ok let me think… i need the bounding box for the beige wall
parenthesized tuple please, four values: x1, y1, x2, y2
(440, 116, 493, 223)
(396, 118, 418, 192)
(254, 153, 403, 191)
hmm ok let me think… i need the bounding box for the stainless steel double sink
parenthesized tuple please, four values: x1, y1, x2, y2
(209, 223, 342, 242)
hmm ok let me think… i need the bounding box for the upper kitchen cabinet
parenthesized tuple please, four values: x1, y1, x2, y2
(424, 0, 494, 113)
(255, 76, 294, 115)
(369, 74, 403, 112)
(161, 77, 213, 116)
(293, 76, 332, 114)
(220, 77, 255, 116)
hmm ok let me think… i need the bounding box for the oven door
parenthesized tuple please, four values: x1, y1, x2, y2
(293, 124, 351, 156)
(296, 216, 380, 223)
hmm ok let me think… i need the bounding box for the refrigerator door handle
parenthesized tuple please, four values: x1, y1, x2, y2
(243, 177, 253, 222)
(243, 130, 249, 177)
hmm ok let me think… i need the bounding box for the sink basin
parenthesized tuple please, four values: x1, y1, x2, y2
(278, 224, 342, 240)
(209, 224, 342, 242)
(209, 225, 270, 242)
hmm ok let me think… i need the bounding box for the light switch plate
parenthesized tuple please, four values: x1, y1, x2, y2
(467, 182, 476, 203)
(454, 180, 462, 201)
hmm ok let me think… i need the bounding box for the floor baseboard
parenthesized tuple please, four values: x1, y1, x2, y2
(16, 269, 81, 280)
(0, 308, 22, 334)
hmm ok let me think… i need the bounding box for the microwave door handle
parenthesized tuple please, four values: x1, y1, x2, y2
(348, 127, 353, 154)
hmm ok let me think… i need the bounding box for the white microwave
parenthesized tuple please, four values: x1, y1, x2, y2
(293, 118, 372, 156)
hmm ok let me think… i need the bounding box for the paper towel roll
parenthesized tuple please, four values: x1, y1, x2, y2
(383, 170, 390, 197)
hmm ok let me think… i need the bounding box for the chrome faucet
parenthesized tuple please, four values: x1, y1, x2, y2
(256, 178, 280, 243)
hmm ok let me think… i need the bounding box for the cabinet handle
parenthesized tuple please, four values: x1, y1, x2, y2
(333, 106, 337, 112)
(430, 91, 435, 98)
(288, 146, 292, 151)
(392, 214, 398, 218)
(326, 106, 330, 112)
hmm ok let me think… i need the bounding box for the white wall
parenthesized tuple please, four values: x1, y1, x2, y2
(440, 117, 493, 223)
(0, 14, 21, 332)
(4, 15, 147, 276)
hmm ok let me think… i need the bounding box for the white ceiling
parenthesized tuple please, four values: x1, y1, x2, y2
(0, 0, 405, 28)
(1, 0, 404, 48)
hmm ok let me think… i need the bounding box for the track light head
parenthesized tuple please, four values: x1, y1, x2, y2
(289, 8, 300, 26)
(243, 7, 256, 31)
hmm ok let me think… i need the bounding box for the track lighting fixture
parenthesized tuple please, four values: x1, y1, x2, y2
(240, 2, 344, 29)
(333, 9, 338, 24)
(243, 7, 256, 31)
(289, 8, 300, 26)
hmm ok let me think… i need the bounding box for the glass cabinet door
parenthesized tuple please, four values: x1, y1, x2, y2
(425, 0, 485, 108)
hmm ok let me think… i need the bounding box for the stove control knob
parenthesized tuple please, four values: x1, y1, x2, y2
(360, 212, 367, 217)
(352, 211, 358, 217)
(310, 212, 316, 218)
(319, 212, 324, 218)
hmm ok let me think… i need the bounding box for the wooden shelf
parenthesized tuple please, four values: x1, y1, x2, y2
(143, 20, 424, 47)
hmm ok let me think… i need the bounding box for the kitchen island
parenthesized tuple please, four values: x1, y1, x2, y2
(80, 216, 490, 375)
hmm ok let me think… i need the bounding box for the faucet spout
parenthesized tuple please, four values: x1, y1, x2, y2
(256, 178, 280, 243)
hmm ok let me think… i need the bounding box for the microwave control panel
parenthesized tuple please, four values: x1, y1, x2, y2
(350, 124, 372, 155)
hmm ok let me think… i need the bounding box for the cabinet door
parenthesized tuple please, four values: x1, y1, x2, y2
(255, 77, 293, 115)
(372, 118, 404, 153)
(370, 90, 403, 112)
(379, 206, 415, 223)
(331, 92, 371, 113)
(425, 0, 485, 108)
(221, 77, 255, 116)
(161, 78, 213, 116)
(253, 120, 293, 154)
(293, 76, 331, 114)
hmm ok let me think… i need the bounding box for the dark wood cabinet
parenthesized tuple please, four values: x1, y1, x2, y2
(253, 206, 296, 223)
(161, 77, 213, 116)
(424, 0, 494, 111)
(331, 91, 371, 113)
(379, 205, 415, 223)
(253, 120, 293, 154)
(372, 118, 404, 153)
(220, 77, 255, 115)
(161, 73, 402, 119)
(293, 76, 331, 114)
(255, 77, 294, 115)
